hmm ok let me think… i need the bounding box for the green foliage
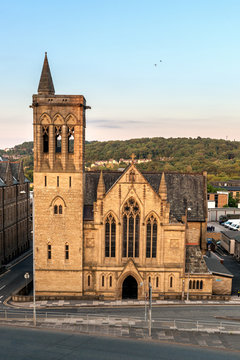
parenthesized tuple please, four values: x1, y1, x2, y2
(228, 194, 238, 208)
(2, 137, 240, 183)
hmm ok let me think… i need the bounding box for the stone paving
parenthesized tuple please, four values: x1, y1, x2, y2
(8, 296, 240, 309)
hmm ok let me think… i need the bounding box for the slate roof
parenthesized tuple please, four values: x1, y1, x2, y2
(185, 245, 209, 273)
(38, 52, 55, 95)
(84, 170, 207, 222)
(219, 186, 240, 191)
(204, 257, 233, 277)
(0, 161, 29, 186)
(221, 231, 240, 243)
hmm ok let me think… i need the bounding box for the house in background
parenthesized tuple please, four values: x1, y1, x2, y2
(0, 160, 30, 269)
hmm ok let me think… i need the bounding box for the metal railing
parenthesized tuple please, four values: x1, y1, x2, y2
(1, 310, 240, 334)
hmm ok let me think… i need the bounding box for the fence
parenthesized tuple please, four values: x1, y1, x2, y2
(1, 309, 240, 335)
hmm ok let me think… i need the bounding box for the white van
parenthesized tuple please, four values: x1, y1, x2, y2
(228, 219, 240, 231)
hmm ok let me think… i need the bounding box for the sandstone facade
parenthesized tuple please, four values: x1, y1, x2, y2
(33, 54, 213, 299)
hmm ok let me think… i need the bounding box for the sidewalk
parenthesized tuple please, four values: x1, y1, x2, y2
(8, 296, 240, 309)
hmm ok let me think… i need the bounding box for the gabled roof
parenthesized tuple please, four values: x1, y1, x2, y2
(84, 169, 207, 222)
(38, 52, 55, 95)
(0, 161, 29, 187)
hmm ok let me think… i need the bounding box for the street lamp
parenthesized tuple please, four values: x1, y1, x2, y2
(148, 282, 152, 337)
(20, 190, 36, 326)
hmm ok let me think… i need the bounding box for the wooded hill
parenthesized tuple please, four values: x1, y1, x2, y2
(2, 137, 240, 182)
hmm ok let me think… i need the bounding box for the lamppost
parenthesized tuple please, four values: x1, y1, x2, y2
(20, 190, 36, 326)
(148, 282, 152, 337)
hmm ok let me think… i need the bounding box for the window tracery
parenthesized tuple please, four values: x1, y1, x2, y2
(68, 126, 74, 153)
(146, 215, 157, 258)
(122, 198, 140, 258)
(105, 214, 116, 257)
(42, 126, 49, 153)
(55, 126, 62, 153)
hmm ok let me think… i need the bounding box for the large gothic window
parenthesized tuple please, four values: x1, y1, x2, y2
(42, 126, 49, 153)
(122, 198, 140, 258)
(55, 126, 62, 153)
(105, 214, 116, 257)
(68, 126, 74, 153)
(146, 215, 157, 258)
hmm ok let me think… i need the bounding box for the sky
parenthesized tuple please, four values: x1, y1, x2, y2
(0, 0, 240, 148)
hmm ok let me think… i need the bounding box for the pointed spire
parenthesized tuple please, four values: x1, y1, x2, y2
(97, 171, 105, 199)
(38, 52, 55, 95)
(159, 172, 167, 200)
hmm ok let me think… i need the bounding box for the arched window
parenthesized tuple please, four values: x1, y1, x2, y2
(200, 280, 203, 290)
(196, 280, 199, 289)
(170, 276, 173, 288)
(59, 205, 62, 214)
(102, 275, 105, 287)
(55, 126, 62, 153)
(105, 214, 116, 257)
(156, 277, 159, 288)
(109, 276, 112, 287)
(189, 280, 192, 289)
(68, 126, 74, 153)
(88, 275, 91, 287)
(146, 215, 157, 258)
(42, 126, 49, 153)
(193, 280, 196, 289)
(54, 205, 58, 214)
(122, 198, 140, 258)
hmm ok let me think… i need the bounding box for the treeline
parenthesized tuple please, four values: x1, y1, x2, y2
(2, 137, 240, 182)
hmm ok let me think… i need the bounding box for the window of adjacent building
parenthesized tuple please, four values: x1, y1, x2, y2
(55, 126, 62, 153)
(146, 215, 157, 258)
(109, 276, 112, 287)
(88, 275, 91, 287)
(122, 197, 140, 258)
(45, 176, 47, 187)
(102, 275, 105, 287)
(214, 194, 218, 208)
(105, 214, 116, 257)
(42, 126, 49, 153)
(170, 276, 173, 288)
(47, 244, 51, 260)
(68, 126, 74, 153)
(65, 244, 69, 260)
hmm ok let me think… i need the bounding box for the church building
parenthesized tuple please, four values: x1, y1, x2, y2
(32, 54, 214, 300)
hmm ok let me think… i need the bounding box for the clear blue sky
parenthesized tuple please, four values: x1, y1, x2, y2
(0, 0, 240, 148)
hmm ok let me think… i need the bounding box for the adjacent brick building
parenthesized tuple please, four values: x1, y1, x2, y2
(0, 160, 30, 268)
(33, 54, 214, 300)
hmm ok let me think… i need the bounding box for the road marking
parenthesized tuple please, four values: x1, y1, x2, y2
(0, 285, 6, 291)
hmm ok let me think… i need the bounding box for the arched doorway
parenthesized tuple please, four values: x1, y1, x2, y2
(122, 275, 138, 299)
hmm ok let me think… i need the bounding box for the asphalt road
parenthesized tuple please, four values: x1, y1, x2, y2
(1, 326, 240, 360)
(0, 253, 32, 305)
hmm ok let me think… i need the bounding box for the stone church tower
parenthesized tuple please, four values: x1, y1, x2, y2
(32, 53, 89, 296)
(32, 55, 221, 300)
